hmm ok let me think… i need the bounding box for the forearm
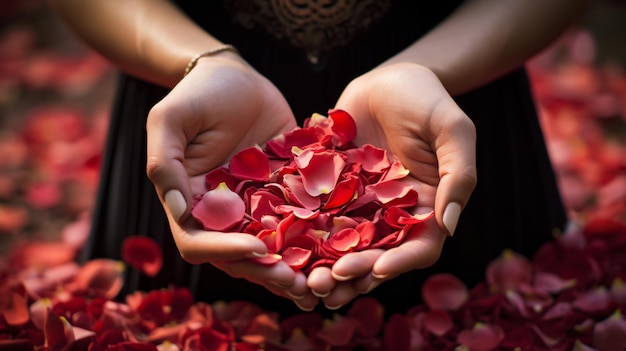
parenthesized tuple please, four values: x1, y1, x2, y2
(47, 0, 224, 88)
(383, 0, 589, 96)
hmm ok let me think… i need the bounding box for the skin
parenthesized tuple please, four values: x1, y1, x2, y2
(48, 0, 589, 311)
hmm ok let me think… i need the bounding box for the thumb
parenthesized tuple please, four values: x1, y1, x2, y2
(146, 109, 193, 224)
(433, 114, 477, 236)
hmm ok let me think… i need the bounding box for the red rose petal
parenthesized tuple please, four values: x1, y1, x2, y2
(422, 273, 469, 311)
(486, 249, 533, 292)
(229, 146, 271, 182)
(346, 144, 390, 173)
(72, 259, 125, 299)
(322, 175, 359, 210)
(316, 316, 359, 346)
(44, 307, 75, 351)
(121, 236, 163, 277)
(327, 228, 360, 252)
(281, 247, 312, 270)
(457, 323, 505, 351)
(1, 285, 29, 326)
(423, 309, 453, 337)
(328, 108, 357, 147)
(383, 314, 411, 351)
(593, 310, 626, 351)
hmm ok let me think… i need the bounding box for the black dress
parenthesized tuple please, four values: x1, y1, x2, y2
(82, 0, 567, 317)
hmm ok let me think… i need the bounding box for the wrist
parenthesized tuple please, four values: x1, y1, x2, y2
(183, 44, 240, 77)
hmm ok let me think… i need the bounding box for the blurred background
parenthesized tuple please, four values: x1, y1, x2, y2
(0, 0, 624, 260)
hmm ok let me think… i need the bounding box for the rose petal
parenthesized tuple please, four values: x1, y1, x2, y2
(282, 174, 321, 210)
(593, 310, 626, 351)
(326, 228, 360, 253)
(295, 150, 345, 197)
(422, 273, 469, 311)
(457, 323, 505, 351)
(381, 160, 410, 182)
(346, 297, 385, 338)
(328, 109, 357, 147)
(423, 309, 453, 337)
(315, 316, 359, 346)
(1, 285, 29, 326)
(486, 249, 533, 292)
(345, 144, 390, 173)
(229, 146, 271, 182)
(44, 307, 75, 351)
(322, 175, 359, 210)
(281, 247, 312, 270)
(121, 236, 163, 277)
(370, 180, 417, 207)
(383, 314, 411, 351)
(191, 182, 246, 231)
(72, 259, 125, 299)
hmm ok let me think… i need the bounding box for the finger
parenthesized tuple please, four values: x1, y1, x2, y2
(307, 266, 335, 298)
(431, 110, 477, 236)
(175, 228, 269, 263)
(217, 259, 296, 287)
(322, 281, 359, 310)
(285, 271, 310, 299)
(353, 273, 384, 295)
(371, 221, 446, 279)
(146, 103, 195, 223)
(331, 249, 384, 281)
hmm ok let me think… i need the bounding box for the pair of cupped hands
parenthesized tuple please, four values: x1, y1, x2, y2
(145, 52, 477, 311)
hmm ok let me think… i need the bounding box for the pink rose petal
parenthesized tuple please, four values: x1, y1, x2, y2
(295, 150, 345, 197)
(191, 182, 246, 231)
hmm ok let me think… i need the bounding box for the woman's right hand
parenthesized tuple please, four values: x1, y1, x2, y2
(145, 52, 319, 311)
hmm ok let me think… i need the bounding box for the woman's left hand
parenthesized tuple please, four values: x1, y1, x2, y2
(307, 63, 477, 309)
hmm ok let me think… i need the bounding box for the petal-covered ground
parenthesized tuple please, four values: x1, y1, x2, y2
(1, 1, 625, 350)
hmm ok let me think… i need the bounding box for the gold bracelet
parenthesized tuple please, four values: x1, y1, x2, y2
(183, 44, 239, 77)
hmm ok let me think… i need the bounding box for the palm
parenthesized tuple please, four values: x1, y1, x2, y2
(145, 58, 319, 310)
(306, 63, 477, 308)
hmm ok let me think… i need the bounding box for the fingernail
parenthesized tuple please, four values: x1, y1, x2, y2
(312, 290, 331, 298)
(248, 251, 268, 258)
(294, 301, 315, 312)
(371, 273, 389, 280)
(164, 189, 186, 222)
(287, 291, 307, 300)
(443, 202, 462, 237)
(331, 272, 355, 281)
(361, 282, 378, 294)
(324, 303, 344, 310)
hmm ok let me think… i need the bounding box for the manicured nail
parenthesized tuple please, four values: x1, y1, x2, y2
(324, 303, 344, 311)
(164, 189, 186, 222)
(248, 251, 267, 258)
(443, 202, 462, 237)
(287, 291, 307, 300)
(331, 272, 355, 281)
(312, 290, 331, 298)
(294, 301, 315, 312)
(371, 273, 389, 280)
(361, 282, 378, 295)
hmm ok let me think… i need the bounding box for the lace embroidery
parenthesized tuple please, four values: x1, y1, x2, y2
(225, 0, 391, 64)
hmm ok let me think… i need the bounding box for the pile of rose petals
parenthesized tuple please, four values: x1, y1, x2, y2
(2, 219, 626, 351)
(191, 109, 433, 273)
